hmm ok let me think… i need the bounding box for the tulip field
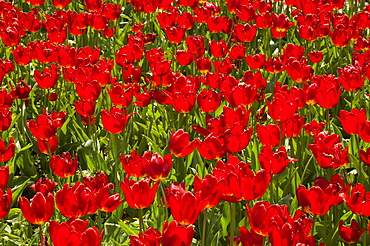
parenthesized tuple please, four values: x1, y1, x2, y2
(2, 0, 370, 245)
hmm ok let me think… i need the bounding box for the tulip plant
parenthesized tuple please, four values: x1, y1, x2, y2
(1, 0, 370, 245)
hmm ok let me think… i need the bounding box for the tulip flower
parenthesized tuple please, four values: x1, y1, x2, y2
(50, 152, 78, 178)
(13, 80, 32, 100)
(0, 188, 12, 220)
(197, 135, 225, 160)
(169, 129, 199, 158)
(259, 146, 297, 175)
(296, 185, 337, 216)
(245, 54, 266, 70)
(257, 124, 282, 147)
(30, 178, 58, 196)
(102, 107, 135, 134)
(107, 83, 133, 107)
(130, 227, 161, 246)
(0, 89, 14, 109)
(194, 175, 225, 209)
(247, 201, 289, 236)
(0, 166, 9, 191)
(283, 114, 305, 138)
(162, 220, 194, 246)
(339, 220, 365, 244)
(34, 64, 59, 89)
(19, 192, 54, 225)
(266, 92, 298, 122)
(49, 219, 104, 246)
(76, 80, 101, 101)
(338, 108, 367, 135)
(56, 182, 94, 218)
(209, 40, 229, 58)
(340, 183, 370, 216)
(338, 65, 365, 92)
(11, 46, 33, 66)
(308, 131, 349, 169)
(229, 44, 245, 60)
(360, 148, 370, 166)
(142, 152, 173, 181)
(52, 0, 72, 8)
(120, 150, 147, 178)
(314, 174, 349, 206)
(197, 88, 222, 113)
(96, 185, 124, 213)
(120, 176, 159, 209)
(36, 136, 58, 155)
(167, 190, 208, 226)
(0, 138, 15, 162)
(83, 171, 110, 194)
(232, 23, 257, 42)
(0, 108, 12, 132)
(308, 51, 323, 63)
(312, 74, 342, 109)
(303, 120, 325, 136)
(238, 226, 264, 246)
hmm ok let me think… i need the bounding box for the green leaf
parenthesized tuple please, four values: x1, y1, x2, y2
(11, 178, 31, 207)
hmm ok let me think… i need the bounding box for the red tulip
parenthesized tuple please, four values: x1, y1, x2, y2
(169, 129, 199, 158)
(120, 176, 159, 209)
(120, 150, 147, 178)
(0, 166, 9, 191)
(338, 65, 365, 92)
(101, 107, 135, 134)
(52, 0, 72, 8)
(360, 148, 370, 166)
(194, 174, 225, 209)
(238, 226, 264, 246)
(36, 136, 59, 155)
(312, 74, 342, 109)
(162, 220, 194, 246)
(339, 220, 365, 244)
(209, 40, 228, 58)
(257, 124, 282, 147)
(34, 64, 59, 89)
(50, 152, 78, 178)
(308, 131, 349, 169)
(49, 219, 104, 246)
(167, 190, 208, 226)
(30, 178, 58, 196)
(197, 88, 222, 113)
(232, 23, 257, 42)
(0, 138, 15, 162)
(297, 185, 337, 216)
(83, 171, 110, 194)
(130, 227, 161, 246)
(19, 192, 54, 225)
(96, 185, 124, 213)
(267, 92, 298, 122)
(340, 183, 370, 216)
(142, 152, 173, 181)
(259, 146, 297, 175)
(308, 51, 323, 63)
(0, 189, 12, 220)
(0, 108, 12, 132)
(338, 108, 367, 135)
(56, 182, 94, 218)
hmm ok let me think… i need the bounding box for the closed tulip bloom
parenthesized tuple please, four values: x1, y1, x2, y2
(56, 182, 93, 218)
(83, 171, 110, 194)
(143, 152, 173, 181)
(49, 219, 104, 246)
(0, 166, 9, 191)
(338, 108, 367, 135)
(266, 92, 298, 122)
(197, 88, 222, 113)
(107, 83, 133, 107)
(50, 152, 78, 178)
(257, 124, 282, 147)
(197, 135, 225, 160)
(19, 192, 54, 225)
(120, 150, 147, 178)
(120, 176, 159, 209)
(36, 136, 58, 155)
(339, 220, 365, 244)
(209, 40, 229, 58)
(312, 74, 342, 109)
(102, 107, 135, 134)
(162, 220, 194, 246)
(0, 188, 12, 220)
(169, 129, 199, 158)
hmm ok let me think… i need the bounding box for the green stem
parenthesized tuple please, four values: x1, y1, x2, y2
(229, 202, 235, 246)
(138, 208, 144, 233)
(311, 215, 317, 236)
(325, 109, 330, 132)
(202, 209, 207, 246)
(40, 224, 44, 246)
